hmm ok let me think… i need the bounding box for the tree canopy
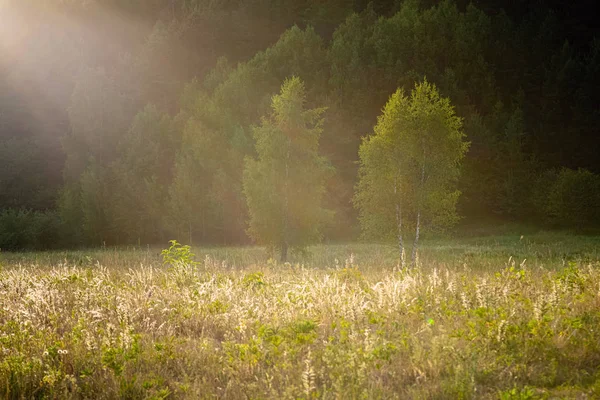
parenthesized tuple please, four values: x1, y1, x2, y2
(1, 0, 599, 249)
(243, 77, 331, 261)
(356, 80, 468, 265)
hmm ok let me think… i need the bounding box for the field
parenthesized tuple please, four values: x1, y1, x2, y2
(1, 232, 600, 399)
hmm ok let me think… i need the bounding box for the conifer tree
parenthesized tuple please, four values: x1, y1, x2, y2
(111, 105, 174, 244)
(243, 77, 331, 261)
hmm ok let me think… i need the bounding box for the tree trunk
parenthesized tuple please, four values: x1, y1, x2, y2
(411, 209, 421, 266)
(281, 137, 291, 263)
(412, 151, 426, 267)
(394, 174, 405, 267)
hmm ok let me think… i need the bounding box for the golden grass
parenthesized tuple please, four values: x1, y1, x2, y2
(1, 235, 599, 399)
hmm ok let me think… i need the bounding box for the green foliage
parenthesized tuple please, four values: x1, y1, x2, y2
(168, 26, 328, 245)
(243, 76, 332, 261)
(79, 162, 114, 245)
(2, 237, 600, 397)
(241, 271, 267, 288)
(161, 240, 197, 266)
(3, 0, 600, 249)
(355, 80, 468, 242)
(58, 66, 134, 246)
(0, 209, 61, 251)
(556, 262, 585, 292)
(57, 184, 85, 246)
(0, 137, 58, 210)
(65, 67, 132, 180)
(111, 105, 175, 244)
(167, 116, 229, 244)
(499, 386, 536, 400)
(493, 107, 538, 217)
(542, 168, 600, 230)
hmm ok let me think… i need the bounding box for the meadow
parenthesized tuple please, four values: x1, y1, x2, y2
(1, 232, 599, 399)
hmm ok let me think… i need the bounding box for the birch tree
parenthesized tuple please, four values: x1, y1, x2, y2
(355, 80, 468, 266)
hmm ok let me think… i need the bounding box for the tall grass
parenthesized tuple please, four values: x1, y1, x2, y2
(1, 233, 599, 398)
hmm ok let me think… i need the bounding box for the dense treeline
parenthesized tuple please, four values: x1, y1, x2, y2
(0, 0, 599, 250)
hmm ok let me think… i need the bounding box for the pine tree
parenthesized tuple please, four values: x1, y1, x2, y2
(243, 77, 332, 262)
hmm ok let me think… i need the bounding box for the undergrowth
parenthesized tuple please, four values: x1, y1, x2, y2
(1, 237, 599, 399)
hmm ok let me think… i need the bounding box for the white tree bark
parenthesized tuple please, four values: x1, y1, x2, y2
(281, 137, 291, 262)
(412, 150, 426, 266)
(394, 174, 405, 267)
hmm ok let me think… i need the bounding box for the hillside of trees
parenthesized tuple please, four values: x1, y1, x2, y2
(1, 0, 599, 250)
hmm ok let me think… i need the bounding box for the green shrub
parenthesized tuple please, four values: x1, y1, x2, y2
(161, 240, 198, 266)
(531, 169, 559, 221)
(242, 271, 266, 288)
(499, 385, 536, 400)
(533, 168, 600, 231)
(0, 208, 62, 251)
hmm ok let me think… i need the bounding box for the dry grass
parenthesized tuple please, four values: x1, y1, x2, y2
(1, 233, 600, 399)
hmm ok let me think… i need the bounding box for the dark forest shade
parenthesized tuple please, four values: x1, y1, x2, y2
(0, 0, 599, 249)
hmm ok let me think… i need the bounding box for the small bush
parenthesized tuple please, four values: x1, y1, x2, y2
(541, 168, 600, 230)
(242, 271, 266, 288)
(0, 208, 62, 251)
(161, 240, 197, 266)
(531, 169, 559, 221)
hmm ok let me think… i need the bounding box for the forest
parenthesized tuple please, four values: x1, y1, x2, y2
(1, 0, 599, 251)
(3, 2, 600, 398)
